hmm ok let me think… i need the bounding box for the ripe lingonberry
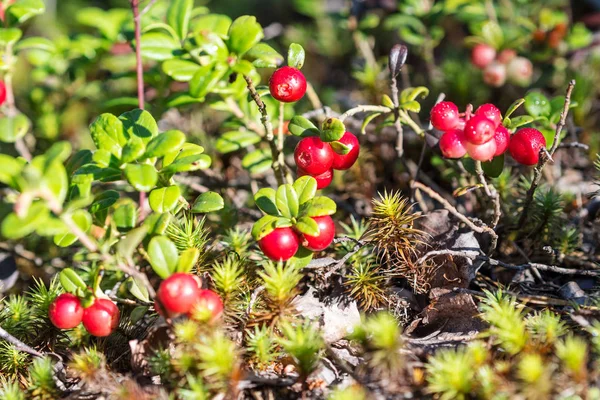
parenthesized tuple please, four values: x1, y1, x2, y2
(259, 227, 300, 261)
(294, 136, 334, 175)
(508, 128, 546, 165)
(82, 298, 120, 337)
(0, 81, 7, 106)
(475, 104, 502, 127)
(463, 115, 496, 145)
(298, 167, 333, 190)
(493, 126, 510, 157)
(483, 62, 507, 87)
(439, 129, 467, 159)
(430, 101, 460, 131)
(465, 139, 497, 162)
(507, 57, 533, 86)
(331, 132, 360, 170)
(48, 293, 83, 329)
(269, 66, 307, 103)
(157, 273, 202, 315)
(302, 215, 335, 252)
(471, 44, 496, 69)
(188, 289, 224, 322)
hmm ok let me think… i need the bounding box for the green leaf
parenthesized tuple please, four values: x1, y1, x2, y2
(382, 94, 395, 108)
(53, 210, 92, 247)
(293, 176, 317, 205)
(232, 60, 254, 75)
(189, 63, 228, 99)
(167, 0, 193, 40)
(149, 185, 181, 213)
(508, 115, 535, 129)
(144, 212, 171, 235)
(361, 113, 380, 134)
(124, 164, 158, 192)
(504, 98, 525, 120)
(227, 15, 263, 56)
(59, 268, 87, 294)
(191, 191, 224, 213)
(0, 28, 22, 45)
(480, 21, 503, 49)
(287, 43, 305, 69)
(242, 148, 272, 174)
(92, 149, 119, 168)
(1, 202, 49, 239)
(14, 36, 55, 52)
(144, 130, 186, 158)
(192, 14, 232, 37)
(66, 150, 93, 176)
(139, 31, 180, 61)
(303, 196, 336, 217)
(252, 215, 285, 240)
(119, 109, 158, 144)
(245, 43, 283, 68)
(276, 184, 299, 218)
(6, 0, 45, 24)
(129, 278, 150, 303)
(177, 248, 199, 273)
(482, 154, 505, 178)
(288, 246, 313, 269)
(288, 116, 320, 137)
(44, 142, 72, 166)
(89, 113, 127, 157)
(295, 216, 319, 236)
(74, 164, 121, 183)
(0, 114, 31, 143)
(160, 154, 211, 175)
(147, 236, 179, 279)
(254, 188, 279, 215)
(0, 154, 24, 187)
(113, 199, 137, 231)
(401, 100, 421, 113)
(399, 86, 429, 103)
(330, 140, 350, 155)
(321, 117, 346, 142)
(90, 190, 119, 215)
(524, 91, 551, 117)
(162, 59, 201, 81)
(163, 143, 205, 167)
(121, 136, 146, 163)
(215, 131, 262, 153)
(117, 226, 149, 262)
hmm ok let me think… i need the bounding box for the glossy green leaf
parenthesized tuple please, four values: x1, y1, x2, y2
(92, 149, 119, 168)
(0, 114, 31, 143)
(89, 113, 126, 157)
(177, 248, 200, 273)
(227, 15, 263, 56)
(6, 0, 45, 24)
(160, 154, 211, 175)
(192, 14, 232, 37)
(482, 154, 505, 178)
(215, 131, 262, 153)
(0, 28, 22, 45)
(276, 184, 299, 218)
(189, 63, 228, 99)
(139, 31, 180, 61)
(144, 130, 186, 159)
(293, 176, 317, 205)
(508, 115, 535, 129)
(53, 210, 92, 247)
(59, 268, 87, 294)
(147, 235, 179, 279)
(119, 109, 158, 144)
(144, 213, 171, 235)
(0, 154, 24, 187)
(1, 202, 49, 239)
(129, 277, 150, 303)
(252, 215, 280, 240)
(113, 199, 137, 231)
(90, 190, 119, 216)
(361, 112, 381, 134)
(287, 43, 305, 69)
(254, 188, 279, 215)
(288, 116, 320, 137)
(66, 150, 93, 176)
(124, 164, 158, 192)
(149, 185, 180, 213)
(303, 196, 336, 217)
(117, 226, 149, 262)
(191, 191, 224, 213)
(399, 86, 429, 103)
(382, 94, 395, 108)
(330, 140, 350, 155)
(504, 98, 525, 120)
(74, 164, 121, 183)
(295, 216, 319, 236)
(288, 246, 313, 269)
(320, 117, 345, 142)
(14, 36, 55, 52)
(242, 148, 272, 174)
(246, 43, 283, 68)
(162, 59, 201, 82)
(401, 100, 421, 113)
(163, 143, 205, 167)
(44, 142, 72, 166)
(167, 0, 193, 40)
(524, 91, 551, 117)
(121, 136, 146, 163)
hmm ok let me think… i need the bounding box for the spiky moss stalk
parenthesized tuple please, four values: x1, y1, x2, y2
(245, 325, 278, 370)
(344, 262, 387, 310)
(364, 191, 431, 293)
(278, 320, 324, 383)
(479, 290, 528, 355)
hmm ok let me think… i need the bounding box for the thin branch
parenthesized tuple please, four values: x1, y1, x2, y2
(137, 0, 157, 18)
(60, 214, 98, 253)
(474, 161, 501, 228)
(389, 66, 404, 157)
(339, 105, 392, 122)
(517, 80, 575, 227)
(558, 142, 589, 150)
(0, 326, 43, 357)
(413, 181, 498, 254)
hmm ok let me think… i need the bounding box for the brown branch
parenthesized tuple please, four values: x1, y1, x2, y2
(0, 326, 43, 357)
(517, 80, 575, 227)
(474, 161, 501, 228)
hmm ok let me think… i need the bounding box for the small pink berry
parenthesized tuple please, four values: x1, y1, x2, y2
(430, 101, 460, 131)
(463, 115, 496, 145)
(466, 139, 497, 162)
(475, 104, 502, 127)
(483, 62, 507, 88)
(471, 44, 496, 69)
(439, 130, 467, 159)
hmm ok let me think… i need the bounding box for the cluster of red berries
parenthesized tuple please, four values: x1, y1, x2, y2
(259, 214, 336, 261)
(432, 101, 547, 166)
(294, 132, 360, 189)
(49, 294, 120, 337)
(471, 44, 533, 87)
(155, 273, 223, 322)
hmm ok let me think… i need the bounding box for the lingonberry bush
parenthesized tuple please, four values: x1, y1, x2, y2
(2, 0, 600, 399)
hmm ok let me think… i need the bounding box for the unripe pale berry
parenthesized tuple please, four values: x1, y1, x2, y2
(269, 66, 307, 103)
(294, 136, 334, 176)
(497, 49, 517, 64)
(493, 126, 511, 157)
(430, 101, 460, 131)
(463, 115, 496, 145)
(298, 167, 333, 190)
(466, 139, 497, 162)
(471, 44, 496, 69)
(509, 128, 546, 165)
(507, 57, 533, 86)
(259, 227, 300, 261)
(483, 62, 507, 87)
(439, 129, 467, 159)
(301, 215, 335, 252)
(475, 104, 502, 127)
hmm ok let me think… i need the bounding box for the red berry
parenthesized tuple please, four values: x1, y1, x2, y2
(508, 128, 546, 166)
(483, 62, 507, 87)
(259, 227, 300, 261)
(475, 104, 502, 127)
(463, 115, 496, 145)
(188, 289, 224, 321)
(466, 140, 497, 162)
(439, 130, 467, 159)
(471, 44, 496, 69)
(301, 215, 335, 252)
(507, 57, 533, 87)
(82, 299, 120, 337)
(0, 81, 7, 106)
(298, 167, 333, 190)
(294, 136, 334, 175)
(430, 101, 460, 131)
(497, 49, 517, 64)
(48, 293, 83, 329)
(269, 66, 307, 103)
(157, 273, 202, 315)
(331, 132, 360, 170)
(493, 126, 510, 157)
